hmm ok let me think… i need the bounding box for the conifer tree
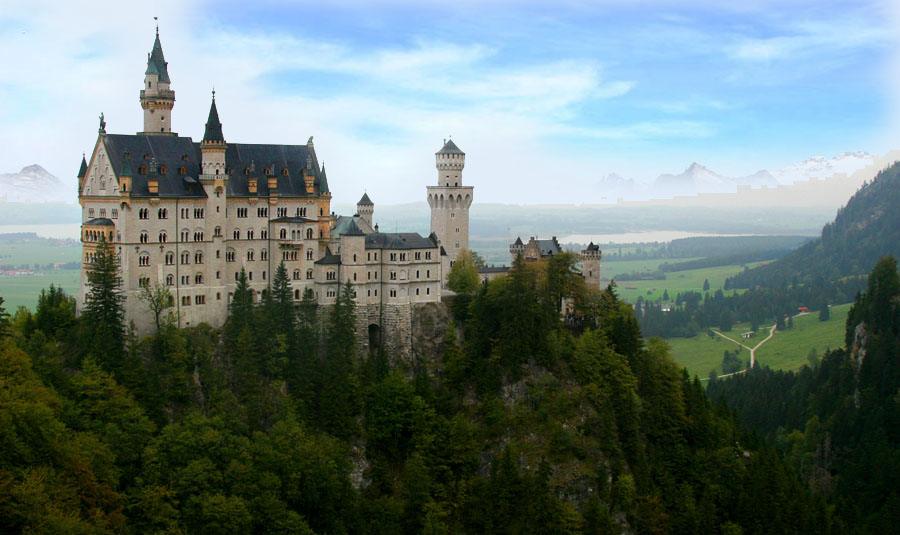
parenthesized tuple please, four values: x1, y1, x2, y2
(82, 235, 125, 371)
(318, 281, 360, 437)
(0, 296, 9, 339)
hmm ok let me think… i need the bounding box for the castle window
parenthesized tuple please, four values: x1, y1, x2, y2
(390, 271, 396, 280)
(295, 289, 300, 300)
(261, 229, 268, 239)
(353, 254, 357, 263)
(390, 290, 397, 298)
(181, 251, 190, 265)
(194, 208, 204, 219)
(426, 270, 430, 278)
(258, 207, 268, 218)
(139, 208, 149, 219)
(320, 208, 323, 216)
(390, 253, 397, 261)
(179, 166, 186, 175)
(416, 288, 420, 295)
(282, 168, 289, 176)
(307, 269, 313, 279)
(426, 287, 430, 295)
(140, 231, 148, 244)
(261, 249, 268, 261)
(214, 226, 222, 237)
(195, 273, 204, 284)
(194, 231, 204, 241)
(425, 251, 431, 260)
(306, 228, 313, 240)
(89, 208, 95, 217)
(139, 165, 147, 175)
(144, 153, 150, 160)
(139, 276, 150, 287)
(237, 208, 247, 218)
(160, 166, 167, 175)
(233, 229, 241, 240)
(181, 208, 190, 219)
(182, 154, 189, 161)
(327, 271, 336, 281)
(264, 167, 271, 175)
(165, 252, 174, 265)
(307, 249, 313, 260)
(138, 253, 150, 267)
(181, 229, 190, 242)
(226, 250, 235, 262)
(159, 231, 167, 243)
(416, 270, 420, 278)
(112, 209, 118, 219)
(262, 271, 266, 280)
(247, 229, 254, 240)
(293, 269, 300, 280)
(195, 251, 203, 264)
(247, 250, 254, 261)
(280, 228, 287, 240)
(166, 274, 174, 286)
(195, 295, 206, 305)
(415, 252, 421, 260)
(182, 296, 191, 306)
(158, 208, 167, 219)
(277, 207, 287, 217)
(400, 253, 407, 261)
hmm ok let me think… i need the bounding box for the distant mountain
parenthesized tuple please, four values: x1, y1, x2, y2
(0, 164, 70, 203)
(728, 159, 900, 290)
(596, 151, 875, 201)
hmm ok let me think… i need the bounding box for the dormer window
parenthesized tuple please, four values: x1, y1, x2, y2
(182, 154, 189, 161)
(282, 168, 289, 176)
(264, 167, 271, 175)
(143, 153, 150, 160)
(179, 166, 186, 175)
(245, 168, 250, 175)
(159, 165, 167, 175)
(139, 165, 147, 175)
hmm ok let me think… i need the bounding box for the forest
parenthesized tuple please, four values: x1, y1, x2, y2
(708, 257, 900, 532)
(0, 238, 835, 534)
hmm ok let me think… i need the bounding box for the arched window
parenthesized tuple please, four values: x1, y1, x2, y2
(139, 276, 150, 287)
(181, 251, 190, 265)
(306, 249, 313, 260)
(261, 229, 268, 239)
(181, 229, 189, 242)
(226, 249, 235, 262)
(279, 228, 287, 240)
(214, 226, 222, 237)
(140, 231, 148, 244)
(165, 251, 174, 265)
(195, 251, 203, 264)
(138, 252, 150, 266)
(306, 269, 313, 279)
(166, 274, 174, 286)
(99, 177, 106, 190)
(195, 273, 204, 284)
(306, 228, 313, 239)
(261, 249, 268, 261)
(233, 229, 241, 240)
(247, 250, 254, 261)
(160, 165, 167, 175)
(159, 231, 167, 243)
(247, 229, 254, 240)
(194, 231, 204, 242)
(293, 269, 300, 280)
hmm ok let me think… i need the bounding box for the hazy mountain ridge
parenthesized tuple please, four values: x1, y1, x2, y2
(0, 164, 70, 203)
(598, 151, 875, 201)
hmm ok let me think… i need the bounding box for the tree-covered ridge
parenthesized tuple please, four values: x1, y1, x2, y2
(0, 243, 830, 533)
(729, 161, 900, 290)
(709, 257, 900, 533)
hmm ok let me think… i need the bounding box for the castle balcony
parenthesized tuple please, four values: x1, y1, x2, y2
(140, 89, 175, 99)
(278, 239, 303, 248)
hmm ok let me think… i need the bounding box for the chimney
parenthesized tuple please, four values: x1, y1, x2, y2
(248, 177, 257, 194)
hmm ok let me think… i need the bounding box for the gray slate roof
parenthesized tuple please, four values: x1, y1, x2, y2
(146, 31, 170, 83)
(315, 250, 342, 265)
(271, 216, 315, 224)
(365, 232, 437, 250)
(342, 219, 365, 236)
(437, 139, 464, 155)
(478, 266, 510, 273)
(357, 192, 373, 205)
(536, 238, 562, 257)
(585, 242, 600, 252)
(202, 97, 224, 143)
(78, 155, 87, 178)
(102, 134, 329, 198)
(84, 218, 114, 226)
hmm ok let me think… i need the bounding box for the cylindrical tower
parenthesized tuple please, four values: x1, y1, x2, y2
(426, 139, 474, 286)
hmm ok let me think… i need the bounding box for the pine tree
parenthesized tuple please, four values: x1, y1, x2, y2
(703, 279, 710, 291)
(318, 281, 360, 436)
(0, 296, 9, 339)
(819, 304, 830, 321)
(81, 235, 125, 371)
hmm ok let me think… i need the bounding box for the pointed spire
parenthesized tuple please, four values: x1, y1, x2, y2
(145, 26, 170, 83)
(78, 153, 88, 178)
(202, 90, 225, 143)
(358, 192, 373, 206)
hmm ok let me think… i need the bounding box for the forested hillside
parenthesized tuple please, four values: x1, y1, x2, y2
(729, 160, 900, 290)
(709, 257, 900, 533)
(0, 241, 834, 533)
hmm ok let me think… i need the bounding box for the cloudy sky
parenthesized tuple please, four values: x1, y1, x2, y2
(0, 0, 896, 204)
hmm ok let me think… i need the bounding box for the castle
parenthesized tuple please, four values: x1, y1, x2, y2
(77, 29, 600, 356)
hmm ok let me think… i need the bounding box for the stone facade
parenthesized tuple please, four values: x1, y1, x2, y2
(427, 139, 473, 286)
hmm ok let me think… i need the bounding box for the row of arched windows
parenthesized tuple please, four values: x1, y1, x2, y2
(83, 229, 113, 242)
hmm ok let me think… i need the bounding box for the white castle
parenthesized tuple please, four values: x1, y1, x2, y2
(77, 29, 471, 353)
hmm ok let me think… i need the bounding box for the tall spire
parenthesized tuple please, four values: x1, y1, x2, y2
(77, 153, 88, 178)
(202, 90, 224, 143)
(145, 26, 170, 83)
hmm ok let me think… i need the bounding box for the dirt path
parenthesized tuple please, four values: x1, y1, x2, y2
(702, 311, 811, 381)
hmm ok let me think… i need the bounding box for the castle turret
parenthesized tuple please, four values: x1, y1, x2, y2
(200, 91, 226, 176)
(581, 242, 603, 288)
(357, 193, 374, 227)
(139, 27, 176, 136)
(509, 236, 525, 262)
(427, 139, 473, 286)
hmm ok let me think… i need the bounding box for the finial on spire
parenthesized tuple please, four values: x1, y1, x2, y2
(211, 86, 215, 100)
(154, 16, 158, 36)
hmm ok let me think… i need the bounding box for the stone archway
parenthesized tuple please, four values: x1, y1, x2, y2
(368, 323, 382, 354)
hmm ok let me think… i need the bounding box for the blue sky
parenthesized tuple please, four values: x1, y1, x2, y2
(0, 0, 896, 204)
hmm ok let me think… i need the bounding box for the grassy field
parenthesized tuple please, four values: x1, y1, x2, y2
(611, 262, 763, 302)
(0, 270, 80, 312)
(666, 303, 851, 380)
(754, 303, 850, 371)
(0, 239, 81, 266)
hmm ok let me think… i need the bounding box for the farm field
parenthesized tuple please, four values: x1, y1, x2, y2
(612, 262, 765, 302)
(666, 303, 851, 381)
(754, 303, 850, 371)
(0, 270, 80, 311)
(664, 320, 754, 379)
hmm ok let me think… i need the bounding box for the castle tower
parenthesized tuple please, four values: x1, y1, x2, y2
(199, 91, 229, 328)
(200, 91, 226, 175)
(427, 139, 473, 285)
(581, 242, 603, 288)
(509, 237, 525, 263)
(357, 193, 374, 228)
(139, 27, 176, 136)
